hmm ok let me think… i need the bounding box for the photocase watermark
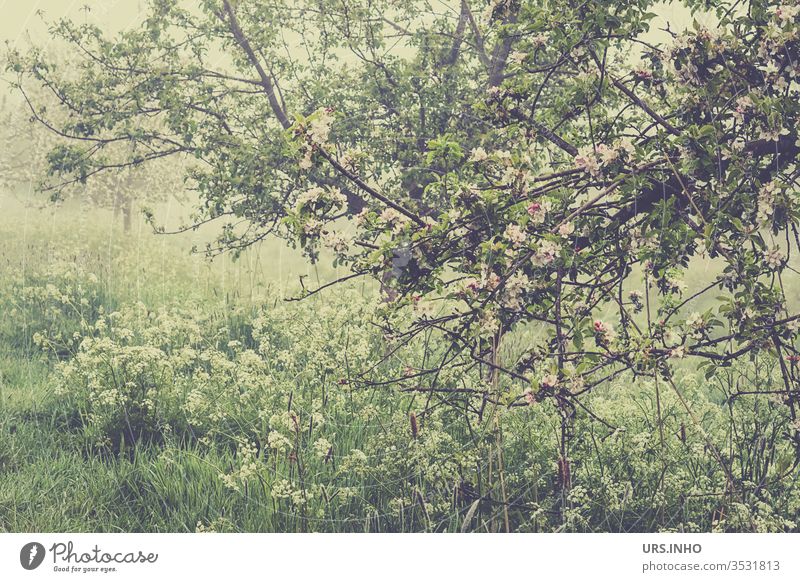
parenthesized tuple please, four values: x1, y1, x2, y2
(20, 542, 46, 570)
(18, 540, 158, 574)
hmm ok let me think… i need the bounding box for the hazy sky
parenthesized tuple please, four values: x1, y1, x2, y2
(0, 1, 703, 47)
(0, 0, 144, 47)
(0, 0, 703, 99)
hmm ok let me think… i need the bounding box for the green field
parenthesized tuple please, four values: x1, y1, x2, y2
(1, 193, 798, 533)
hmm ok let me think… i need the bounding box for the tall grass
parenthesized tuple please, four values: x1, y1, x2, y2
(1, 195, 799, 532)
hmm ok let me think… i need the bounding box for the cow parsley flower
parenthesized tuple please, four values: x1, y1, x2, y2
(312, 437, 333, 459)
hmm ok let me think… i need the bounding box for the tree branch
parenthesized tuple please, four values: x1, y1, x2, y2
(219, 0, 291, 129)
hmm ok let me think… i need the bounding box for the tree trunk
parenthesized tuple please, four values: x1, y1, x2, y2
(122, 199, 132, 233)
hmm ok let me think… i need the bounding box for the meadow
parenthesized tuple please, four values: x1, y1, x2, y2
(1, 193, 799, 533)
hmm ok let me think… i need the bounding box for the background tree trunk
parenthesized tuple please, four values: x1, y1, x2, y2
(122, 199, 132, 233)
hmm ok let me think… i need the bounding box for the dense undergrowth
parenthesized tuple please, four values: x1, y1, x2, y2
(1, 206, 799, 532)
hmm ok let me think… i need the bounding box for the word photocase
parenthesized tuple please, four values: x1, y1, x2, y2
(49, 541, 159, 565)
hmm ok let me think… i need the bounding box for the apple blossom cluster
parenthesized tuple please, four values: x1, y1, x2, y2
(161, 0, 800, 433)
(573, 140, 635, 177)
(295, 108, 335, 171)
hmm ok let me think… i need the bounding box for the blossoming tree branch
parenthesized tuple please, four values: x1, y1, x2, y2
(7, 0, 800, 453)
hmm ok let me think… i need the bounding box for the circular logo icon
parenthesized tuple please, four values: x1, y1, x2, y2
(20, 542, 46, 570)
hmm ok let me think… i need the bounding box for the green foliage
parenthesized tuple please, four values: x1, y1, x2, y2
(2, 212, 800, 532)
(3, 0, 800, 533)
(8, 0, 800, 428)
